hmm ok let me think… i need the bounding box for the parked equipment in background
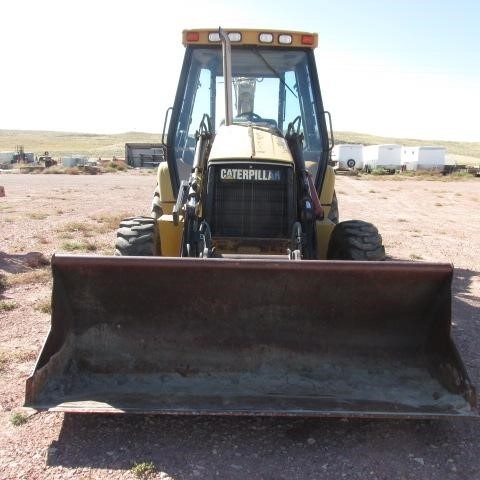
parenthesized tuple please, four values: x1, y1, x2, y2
(38, 152, 57, 168)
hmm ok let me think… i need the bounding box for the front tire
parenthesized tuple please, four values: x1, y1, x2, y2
(115, 216, 159, 256)
(327, 220, 385, 260)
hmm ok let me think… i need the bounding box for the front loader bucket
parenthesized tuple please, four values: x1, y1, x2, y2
(25, 254, 477, 418)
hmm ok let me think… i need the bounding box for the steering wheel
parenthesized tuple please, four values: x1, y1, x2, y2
(234, 112, 263, 122)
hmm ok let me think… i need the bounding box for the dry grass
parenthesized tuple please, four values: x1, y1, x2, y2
(91, 212, 134, 232)
(359, 169, 478, 181)
(0, 300, 17, 311)
(60, 221, 95, 234)
(0, 351, 7, 372)
(8, 268, 51, 286)
(61, 240, 98, 252)
(0, 273, 8, 292)
(10, 412, 29, 426)
(35, 297, 52, 314)
(29, 212, 49, 220)
(0, 346, 38, 373)
(57, 217, 124, 237)
(53, 215, 125, 254)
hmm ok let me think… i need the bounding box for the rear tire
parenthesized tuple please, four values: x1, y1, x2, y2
(115, 216, 159, 256)
(327, 220, 385, 260)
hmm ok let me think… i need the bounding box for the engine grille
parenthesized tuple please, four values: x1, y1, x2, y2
(206, 164, 295, 238)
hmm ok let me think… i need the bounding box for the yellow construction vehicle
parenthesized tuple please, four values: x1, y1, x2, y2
(25, 28, 477, 418)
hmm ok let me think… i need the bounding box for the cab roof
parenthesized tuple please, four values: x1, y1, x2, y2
(182, 28, 318, 49)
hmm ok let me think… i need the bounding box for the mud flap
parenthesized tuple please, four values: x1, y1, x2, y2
(25, 254, 477, 418)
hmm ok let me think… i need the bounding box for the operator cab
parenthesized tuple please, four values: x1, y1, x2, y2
(164, 29, 331, 196)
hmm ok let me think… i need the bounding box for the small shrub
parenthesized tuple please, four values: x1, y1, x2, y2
(30, 212, 49, 220)
(35, 298, 52, 314)
(131, 461, 156, 478)
(0, 300, 17, 311)
(61, 240, 97, 253)
(61, 221, 93, 233)
(106, 162, 127, 172)
(10, 412, 28, 426)
(0, 351, 7, 372)
(59, 233, 75, 240)
(14, 349, 38, 363)
(85, 242, 98, 252)
(0, 273, 8, 292)
(61, 241, 84, 251)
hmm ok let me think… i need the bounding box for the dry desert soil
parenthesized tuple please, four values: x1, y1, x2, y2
(0, 170, 479, 480)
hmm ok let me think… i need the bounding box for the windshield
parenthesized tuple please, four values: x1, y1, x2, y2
(171, 46, 324, 182)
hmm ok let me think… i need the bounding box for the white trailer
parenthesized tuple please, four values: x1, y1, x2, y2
(363, 144, 402, 171)
(331, 144, 363, 170)
(401, 146, 446, 171)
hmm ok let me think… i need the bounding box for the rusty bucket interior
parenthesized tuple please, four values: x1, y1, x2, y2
(25, 254, 477, 418)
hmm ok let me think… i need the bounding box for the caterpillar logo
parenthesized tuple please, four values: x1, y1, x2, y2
(220, 168, 281, 181)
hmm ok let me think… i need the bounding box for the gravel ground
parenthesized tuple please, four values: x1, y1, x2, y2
(0, 170, 479, 480)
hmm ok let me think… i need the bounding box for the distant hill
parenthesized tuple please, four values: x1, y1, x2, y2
(1, 129, 479, 163)
(0, 130, 162, 159)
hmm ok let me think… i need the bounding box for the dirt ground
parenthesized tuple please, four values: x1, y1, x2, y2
(0, 170, 479, 480)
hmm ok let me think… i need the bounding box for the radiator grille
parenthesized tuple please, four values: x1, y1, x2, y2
(207, 164, 294, 238)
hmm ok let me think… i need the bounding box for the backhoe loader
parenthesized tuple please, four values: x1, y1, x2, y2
(25, 28, 477, 418)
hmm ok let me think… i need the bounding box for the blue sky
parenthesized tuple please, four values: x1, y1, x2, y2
(1, 0, 479, 141)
